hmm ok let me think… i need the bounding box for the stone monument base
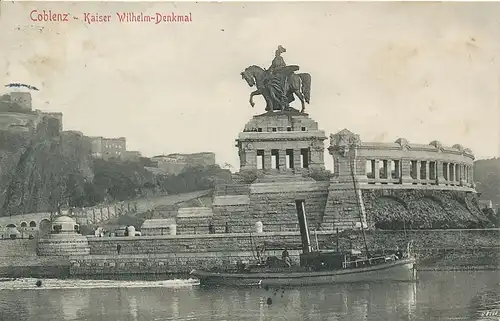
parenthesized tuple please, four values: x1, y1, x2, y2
(38, 233, 90, 256)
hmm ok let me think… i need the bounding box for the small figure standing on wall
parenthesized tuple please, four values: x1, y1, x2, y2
(282, 248, 291, 267)
(208, 222, 215, 234)
(117, 244, 121, 255)
(225, 222, 230, 233)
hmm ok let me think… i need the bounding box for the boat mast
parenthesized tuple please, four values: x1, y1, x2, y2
(348, 155, 370, 257)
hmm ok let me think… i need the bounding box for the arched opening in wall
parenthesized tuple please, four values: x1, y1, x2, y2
(39, 219, 51, 236)
(5, 224, 20, 239)
(20, 222, 27, 228)
(29, 221, 36, 228)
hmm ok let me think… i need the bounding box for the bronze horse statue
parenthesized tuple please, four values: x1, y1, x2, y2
(240, 65, 311, 113)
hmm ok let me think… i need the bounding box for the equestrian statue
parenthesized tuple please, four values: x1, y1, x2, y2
(240, 45, 312, 113)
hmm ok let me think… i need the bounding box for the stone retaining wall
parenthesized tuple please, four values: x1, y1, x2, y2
(68, 229, 500, 276)
(87, 229, 500, 255)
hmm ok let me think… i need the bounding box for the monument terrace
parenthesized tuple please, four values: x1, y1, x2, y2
(193, 45, 486, 234)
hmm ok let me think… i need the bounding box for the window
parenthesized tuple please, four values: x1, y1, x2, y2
(301, 127, 306, 131)
(257, 128, 262, 132)
(272, 127, 277, 132)
(287, 127, 292, 132)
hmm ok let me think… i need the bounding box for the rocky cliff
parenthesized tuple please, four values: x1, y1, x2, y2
(0, 120, 93, 215)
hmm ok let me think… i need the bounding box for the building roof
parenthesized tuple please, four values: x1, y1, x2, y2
(141, 219, 176, 229)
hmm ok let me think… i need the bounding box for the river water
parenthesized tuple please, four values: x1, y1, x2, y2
(0, 271, 498, 321)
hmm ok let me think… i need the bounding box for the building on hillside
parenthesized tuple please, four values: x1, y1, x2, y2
(9, 92, 32, 110)
(42, 112, 63, 132)
(0, 92, 63, 134)
(90, 136, 126, 160)
(122, 150, 142, 162)
(150, 152, 216, 175)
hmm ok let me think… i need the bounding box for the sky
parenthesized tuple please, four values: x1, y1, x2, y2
(1, 1, 500, 170)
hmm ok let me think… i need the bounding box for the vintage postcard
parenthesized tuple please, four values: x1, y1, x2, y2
(0, 1, 499, 320)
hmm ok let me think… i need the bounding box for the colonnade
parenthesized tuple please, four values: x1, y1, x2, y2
(363, 159, 473, 186)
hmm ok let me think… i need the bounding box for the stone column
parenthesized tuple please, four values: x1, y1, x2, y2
(374, 159, 380, 182)
(263, 149, 272, 170)
(278, 150, 286, 171)
(386, 159, 392, 180)
(293, 148, 302, 169)
(447, 163, 452, 184)
(401, 159, 413, 184)
(415, 161, 421, 183)
(425, 161, 430, 181)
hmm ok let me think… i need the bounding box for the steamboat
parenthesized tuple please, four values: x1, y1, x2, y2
(191, 158, 417, 287)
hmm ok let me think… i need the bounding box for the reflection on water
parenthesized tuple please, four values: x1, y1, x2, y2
(0, 271, 497, 321)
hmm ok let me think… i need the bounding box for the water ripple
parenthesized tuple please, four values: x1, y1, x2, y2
(0, 277, 199, 290)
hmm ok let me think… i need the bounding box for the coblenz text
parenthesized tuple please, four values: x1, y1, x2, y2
(30, 10, 70, 22)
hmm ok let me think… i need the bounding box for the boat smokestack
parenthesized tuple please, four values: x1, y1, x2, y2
(295, 200, 312, 254)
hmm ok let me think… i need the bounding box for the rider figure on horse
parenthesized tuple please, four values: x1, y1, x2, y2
(266, 45, 300, 110)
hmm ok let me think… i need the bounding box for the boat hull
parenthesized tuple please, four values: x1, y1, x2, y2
(192, 258, 417, 287)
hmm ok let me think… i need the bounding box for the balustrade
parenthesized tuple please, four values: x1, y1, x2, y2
(360, 158, 473, 189)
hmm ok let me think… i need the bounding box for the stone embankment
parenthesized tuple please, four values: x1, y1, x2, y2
(68, 229, 499, 276)
(0, 229, 497, 278)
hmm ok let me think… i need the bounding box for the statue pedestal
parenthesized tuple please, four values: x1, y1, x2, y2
(236, 110, 327, 174)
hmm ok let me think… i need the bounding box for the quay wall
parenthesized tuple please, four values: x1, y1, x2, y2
(67, 229, 500, 276)
(86, 229, 500, 255)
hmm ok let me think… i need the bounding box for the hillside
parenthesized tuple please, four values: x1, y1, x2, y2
(0, 120, 231, 216)
(474, 158, 500, 208)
